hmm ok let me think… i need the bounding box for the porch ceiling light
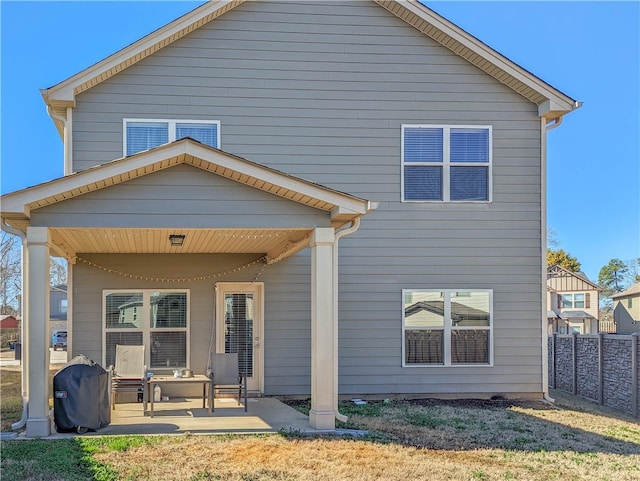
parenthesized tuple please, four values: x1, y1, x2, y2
(169, 234, 186, 247)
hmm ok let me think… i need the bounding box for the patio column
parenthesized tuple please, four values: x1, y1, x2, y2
(309, 227, 336, 430)
(25, 226, 51, 437)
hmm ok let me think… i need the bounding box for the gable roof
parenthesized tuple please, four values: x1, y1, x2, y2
(41, 0, 579, 136)
(547, 264, 601, 291)
(611, 283, 640, 299)
(0, 138, 376, 232)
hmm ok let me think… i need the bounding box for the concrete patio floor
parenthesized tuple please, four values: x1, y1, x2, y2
(51, 397, 314, 437)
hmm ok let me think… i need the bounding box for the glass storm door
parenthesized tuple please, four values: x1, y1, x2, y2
(215, 283, 263, 393)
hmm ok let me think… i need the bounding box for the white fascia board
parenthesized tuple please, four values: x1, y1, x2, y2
(1, 140, 372, 219)
(397, 0, 578, 113)
(43, 0, 243, 105)
(0, 143, 189, 215)
(188, 142, 371, 216)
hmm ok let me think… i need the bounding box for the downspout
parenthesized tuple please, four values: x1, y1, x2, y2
(541, 117, 555, 403)
(333, 218, 362, 423)
(46, 106, 72, 175)
(1, 218, 28, 430)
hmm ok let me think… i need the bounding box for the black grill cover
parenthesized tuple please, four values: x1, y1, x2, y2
(53, 355, 110, 433)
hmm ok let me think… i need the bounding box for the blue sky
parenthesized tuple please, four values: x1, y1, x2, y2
(1, 1, 639, 283)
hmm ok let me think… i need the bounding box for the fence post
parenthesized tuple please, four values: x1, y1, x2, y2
(632, 333, 638, 418)
(572, 332, 578, 395)
(551, 333, 557, 390)
(598, 332, 604, 404)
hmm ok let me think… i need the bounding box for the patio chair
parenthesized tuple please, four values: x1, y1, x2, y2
(109, 344, 147, 411)
(208, 352, 247, 413)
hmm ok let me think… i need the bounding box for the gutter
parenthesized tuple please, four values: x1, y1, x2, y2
(333, 218, 362, 423)
(0, 218, 28, 430)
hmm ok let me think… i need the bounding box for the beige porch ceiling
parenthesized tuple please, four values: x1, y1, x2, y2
(53, 227, 313, 264)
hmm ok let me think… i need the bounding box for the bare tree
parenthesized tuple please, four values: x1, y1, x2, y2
(50, 256, 68, 287)
(547, 227, 560, 249)
(0, 232, 21, 315)
(0, 233, 69, 316)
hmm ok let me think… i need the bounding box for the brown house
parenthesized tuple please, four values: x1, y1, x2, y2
(547, 265, 600, 334)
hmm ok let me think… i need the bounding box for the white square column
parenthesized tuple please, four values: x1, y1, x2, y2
(25, 227, 51, 437)
(309, 227, 336, 430)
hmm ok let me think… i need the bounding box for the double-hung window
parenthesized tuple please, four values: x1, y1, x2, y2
(402, 125, 492, 202)
(560, 293, 587, 309)
(124, 119, 220, 156)
(103, 289, 189, 370)
(402, 289, 493, 366)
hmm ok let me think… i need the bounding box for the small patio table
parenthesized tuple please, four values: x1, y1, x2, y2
(147, 375, 210, 418)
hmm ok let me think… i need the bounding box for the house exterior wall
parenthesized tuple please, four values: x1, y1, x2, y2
(614, 296, 640, 334)
(64, 1, 546, 396)
(72, 253, 313, 396)
(50, 288, 67, 320)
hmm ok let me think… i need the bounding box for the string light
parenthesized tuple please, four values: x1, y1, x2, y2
(76, 255, 267, 283)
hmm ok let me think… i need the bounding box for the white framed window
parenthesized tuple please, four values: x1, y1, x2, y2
(560, 293, 586, 309)
(401, 125, 492, 202)
(123, 119, 220, 156)
(402, 289, 493, 366)
(103, 289, 190, 370)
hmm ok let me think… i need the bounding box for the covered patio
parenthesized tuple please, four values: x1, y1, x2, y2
(1, 139, 376, 437)
(48, 397, 313, 437)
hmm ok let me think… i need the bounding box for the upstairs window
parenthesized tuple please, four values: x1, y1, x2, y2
(559, 293, 589, 309)
(124, 119, 220, 156)
(402, 125, 491, 202)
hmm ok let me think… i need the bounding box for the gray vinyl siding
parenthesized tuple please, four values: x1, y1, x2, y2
(31, 164, 330, 229)
(71, 253, 311, 396)
(67, 1, 545, 396)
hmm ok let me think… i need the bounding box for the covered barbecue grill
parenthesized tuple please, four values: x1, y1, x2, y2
(53, 355, 110, 433)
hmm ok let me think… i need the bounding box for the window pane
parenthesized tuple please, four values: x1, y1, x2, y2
(404, 127, 443, 163)
(450, 166, 488, 201)
(150, 332, 187, 369)
(150, 292, 187, 328)
(404, 291, 445, 328)
(404, 166, 442, 201)
(105, 332, 143, 368)
(404, 292, 444, 327)
(225, 294, 254, 377)
(451, 291, 490, 327)
(176, 123, 218, 148)
(574, 293, 585, 308)
(405, 330, 443, 364)
(105, 292, 143, 329)
(451, 330, 489, 364)
(126, 122, 169, 156)
(561, 295, 573, 308)
(450, 128, 489, 163)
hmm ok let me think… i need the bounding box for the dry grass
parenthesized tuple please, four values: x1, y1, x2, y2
(85, 398, 640, 481)
(1, 366, 56, 431)
(2, 365, 639, 480)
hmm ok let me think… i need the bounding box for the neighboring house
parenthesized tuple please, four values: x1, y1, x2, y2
(547, 265, 600, 334)
(611, 283, 640, 334)
(0, 315, 19, 330)
(0, 0, 580, 437)
(50, 285, 68, 338)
